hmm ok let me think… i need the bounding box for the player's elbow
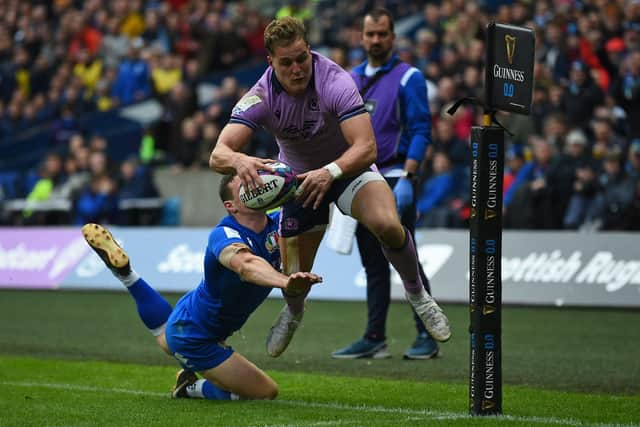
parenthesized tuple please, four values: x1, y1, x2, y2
(208, 147, 221, 171)
(362, 139, 377, 165)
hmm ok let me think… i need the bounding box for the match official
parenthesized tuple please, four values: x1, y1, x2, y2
(332, 8, 440, 360)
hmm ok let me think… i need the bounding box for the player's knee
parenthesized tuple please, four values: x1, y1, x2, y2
(368, 219, 400, 243)
(259, 381, 278, 400)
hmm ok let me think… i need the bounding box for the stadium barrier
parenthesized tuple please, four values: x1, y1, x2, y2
(0, 227, 639, 307)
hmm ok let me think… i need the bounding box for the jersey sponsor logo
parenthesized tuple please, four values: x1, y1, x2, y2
(232, 94, 262, 114)
(282, 120, 317, 139)
(223, 227, 241, 239)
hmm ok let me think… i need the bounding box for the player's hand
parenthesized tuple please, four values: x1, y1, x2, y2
(231, 154, 277, 191)
(284, 272, 323, 296)
(295, 168, 333, 210)
(393, 178, 414, 215)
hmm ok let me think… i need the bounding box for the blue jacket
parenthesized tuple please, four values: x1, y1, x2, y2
(417, 172, 455, 215)
(350, 55, 431, 170)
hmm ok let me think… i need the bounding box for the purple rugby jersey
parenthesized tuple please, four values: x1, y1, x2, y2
(229, 52, 367, 174)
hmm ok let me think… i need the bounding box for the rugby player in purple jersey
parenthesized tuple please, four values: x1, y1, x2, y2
(210, 16, 451, 358)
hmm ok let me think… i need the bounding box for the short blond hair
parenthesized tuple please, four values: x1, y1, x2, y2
(264, 16, 308, 54)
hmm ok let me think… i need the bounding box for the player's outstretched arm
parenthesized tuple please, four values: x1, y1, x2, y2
(222, 245, 322, 290)
(210, 123, 275, 190)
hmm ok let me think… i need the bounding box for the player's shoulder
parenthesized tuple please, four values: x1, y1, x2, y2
(232, 74, 270, 116)
(313, 51, 351, 83)
(212, 216, 246, 242)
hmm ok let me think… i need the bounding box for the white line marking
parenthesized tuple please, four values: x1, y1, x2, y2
(1, 381, 635, 427)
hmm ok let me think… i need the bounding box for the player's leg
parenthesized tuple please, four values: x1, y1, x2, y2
(332, 223, 391, 359)
(82, 223, 173, 354)
(166, 328, 276, 400)
(399, 197, 439, 359)
(198, 353, 278, 400)
(344, 176, 451, 342)
(266, 227, 325, 357)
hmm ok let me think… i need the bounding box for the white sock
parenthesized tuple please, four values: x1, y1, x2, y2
(406, 289, 429, 303)
(186, 379, 206, 398)
(116, 269, 140, 287)
(150, 323, 166, 337)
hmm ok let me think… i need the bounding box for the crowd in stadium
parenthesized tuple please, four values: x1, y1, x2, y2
(0, 0, 639, 231)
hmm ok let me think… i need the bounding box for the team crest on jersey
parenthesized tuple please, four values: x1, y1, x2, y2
(232, 94, 262, 114)
(364, 99, 377, 114)
(308, 97, 319, 111)
(265, 231, 279, 253)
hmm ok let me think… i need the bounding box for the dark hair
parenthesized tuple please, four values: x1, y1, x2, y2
(218, 173, 236, 202)
(364, 7, 395, 32)
(264, 16, 308, 54)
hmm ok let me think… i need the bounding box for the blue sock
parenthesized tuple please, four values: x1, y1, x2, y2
(126, 277, 173, 333)
(202, 380, 232, 400)
(187, 379, 232, 400)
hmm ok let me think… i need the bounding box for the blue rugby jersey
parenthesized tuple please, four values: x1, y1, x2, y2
(350, 54, 432, 172)
(173, 211, 281, 341)
(229, 52, 367, 174)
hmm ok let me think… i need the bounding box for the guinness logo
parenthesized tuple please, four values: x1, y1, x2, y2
(485, 209, 497, 220)
(483, 305, 496, 315)
(471, 207, 477, 219)
(482, 400, 496, 411)
(505, 34, 516, 65)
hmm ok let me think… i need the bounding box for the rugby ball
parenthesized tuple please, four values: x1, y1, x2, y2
(238, 162, 297, 211)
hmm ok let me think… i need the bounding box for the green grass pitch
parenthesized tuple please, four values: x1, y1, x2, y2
(0, 290, 639, 426)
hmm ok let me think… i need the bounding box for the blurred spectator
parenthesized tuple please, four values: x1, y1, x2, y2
(431, 117, 469, 174)
(504, 136, 561, 229)
(101, 17, 130, 68)
(590, 117, 625, 161)
(626, 139, 640, 181)
(50, 155, 91, 202)
(51, 104, 82, 147)
(151, 53, 182, 97)
(67, 10, 102, 58)
(118, 154, 161, 225)
(416, 150, 456, 227)
(562, 130, 601, 229)
(610, 50, 640, 139)
(503, 144, 526, 197)
(172, 117, 201, 171)
(579, 148, 636, 231)
(22, 152, 66, 223)
(74, 173, 119, 225)
(118, 155, 159, 199)
(276, 0, 313, 25)
(155, 81, 197, 162)
(111, 38, 152, 105)
(73, 49, 103, 99)
(561, 60, 605, 131)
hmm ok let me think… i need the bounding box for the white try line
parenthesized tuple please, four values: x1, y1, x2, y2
(1, 380, 633, 427)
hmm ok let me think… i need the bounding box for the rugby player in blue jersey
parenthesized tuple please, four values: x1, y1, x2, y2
(82, 173, 322, 400)
(209, 16, 451, 359)
(332, 8, 440, 360)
